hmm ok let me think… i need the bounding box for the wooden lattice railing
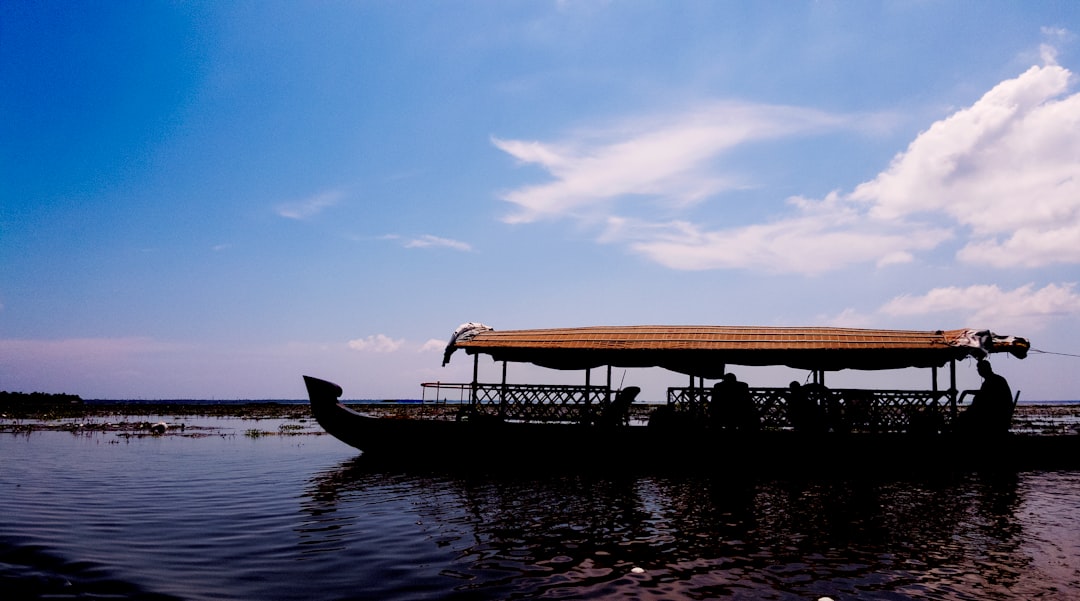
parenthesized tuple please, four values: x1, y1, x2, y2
(422, 382, 611, 423)
(668, 387, 953, 432)
(420, 382, 953, 431)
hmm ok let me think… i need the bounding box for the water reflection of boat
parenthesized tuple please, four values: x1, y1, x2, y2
(302, 455, 1037, 599)
(305, 324, 1080, 471)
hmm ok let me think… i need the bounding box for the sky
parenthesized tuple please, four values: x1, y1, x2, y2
(2, 1, 1080, 401)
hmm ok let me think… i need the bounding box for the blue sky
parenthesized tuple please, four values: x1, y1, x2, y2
(3, 1, 1080, 400)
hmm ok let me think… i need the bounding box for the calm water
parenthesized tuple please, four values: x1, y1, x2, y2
(2, 418, 1079, 600)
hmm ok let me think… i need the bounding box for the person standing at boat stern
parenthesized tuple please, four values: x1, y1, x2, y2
(959, 360, 1014, 436)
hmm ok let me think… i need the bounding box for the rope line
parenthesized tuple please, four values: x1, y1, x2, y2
(1030, 348, 1080, 359)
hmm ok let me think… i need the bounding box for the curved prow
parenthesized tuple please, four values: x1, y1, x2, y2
(304, 375, 376, 453)
(304, 375, 344, 416)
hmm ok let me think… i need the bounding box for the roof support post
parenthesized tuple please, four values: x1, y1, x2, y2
(606, 365, 612, 404)
(585, 368, 592, 409)
(500, 361, 508, 414)
(949, 358, 958, 419)
(471, 354, 479, 405)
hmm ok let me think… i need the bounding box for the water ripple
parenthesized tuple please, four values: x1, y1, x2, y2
(2, 429, 1079, 600)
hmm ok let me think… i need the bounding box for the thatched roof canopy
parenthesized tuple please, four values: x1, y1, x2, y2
(444, 325, 1029, 378)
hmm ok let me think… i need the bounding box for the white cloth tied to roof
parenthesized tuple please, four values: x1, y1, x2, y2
(442, 322, 493, 365)
(950, 329, 1029, 359)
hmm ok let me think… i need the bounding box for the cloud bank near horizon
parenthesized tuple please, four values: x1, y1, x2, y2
(825, 282, 1080, 334)
(345, 280, 1080, 352)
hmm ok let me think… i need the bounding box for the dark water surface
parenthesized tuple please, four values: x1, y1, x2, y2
(2, 420, 1078, 600)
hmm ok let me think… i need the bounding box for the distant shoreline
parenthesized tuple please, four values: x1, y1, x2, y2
(3, 398, 1078, 427)
(59, 398, 1080, 406)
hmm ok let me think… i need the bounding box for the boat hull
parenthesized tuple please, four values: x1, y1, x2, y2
(304, 376, 1080, 472)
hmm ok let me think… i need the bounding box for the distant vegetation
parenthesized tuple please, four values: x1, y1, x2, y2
(0, 391, 83, 406)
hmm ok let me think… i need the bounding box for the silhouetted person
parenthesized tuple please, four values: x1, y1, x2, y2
(804, 382, 846, 433)
(599, 386, 639, 427)
(711, 373, 759, 433)
(958, 360, 1014, 436)
(787, 381, 824, 433)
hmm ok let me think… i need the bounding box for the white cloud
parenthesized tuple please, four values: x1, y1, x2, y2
(611, 193, 951, 274)
(1040, 27, 1073, 64)
(817, 282, 1080, 334)
(851, 64, 1080, 269)
(419, 339, 446, 352)
(879, 282, 1080, 331)
(820, 308, 877, 329)
(494, 57, 1080, 275)
(494, 101, 846, 224)
(404, 235, 473, 251)
(347, 334, 405, 353)
(957, 222, 1080, 268)
(347, 336, 447, 356)
(275, 190, 343, 220)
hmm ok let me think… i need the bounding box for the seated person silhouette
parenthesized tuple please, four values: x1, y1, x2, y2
(710, 373, 759, 433)
(803, 382, 846, 433)
(599, 386, 639, 426)
(786, 381, 824, 433)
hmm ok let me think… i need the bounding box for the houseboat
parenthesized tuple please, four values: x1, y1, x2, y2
(305, 323, 1078, 471)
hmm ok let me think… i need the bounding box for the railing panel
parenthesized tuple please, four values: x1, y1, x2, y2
(833, 389, 951, 433)
(667, 387, 952, 433)
(421, 382, 611, 423)
(424, 382, 952, 432)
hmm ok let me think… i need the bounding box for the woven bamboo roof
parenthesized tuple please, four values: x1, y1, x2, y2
(446, 325, 1029, 376)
